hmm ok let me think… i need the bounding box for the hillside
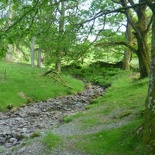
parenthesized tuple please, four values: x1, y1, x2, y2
(0, 61, 152, 154)
(0, 61, 84, 111)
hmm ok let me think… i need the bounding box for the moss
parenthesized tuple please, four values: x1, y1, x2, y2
(30, 132, 41, 138)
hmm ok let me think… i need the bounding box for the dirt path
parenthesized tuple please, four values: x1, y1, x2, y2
(10, 107, 134, 155)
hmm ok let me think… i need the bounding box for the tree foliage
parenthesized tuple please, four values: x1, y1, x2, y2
(0, 0, 152, 76)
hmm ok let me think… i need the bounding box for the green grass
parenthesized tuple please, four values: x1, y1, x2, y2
(85, 71, 148, 113)
(76, 120, 153, 155)
(63, 71, 148, 130)
(1, 60, 151, 154)
(63, 63, 124, 87)
(62, 115, 73, 123)
(42, 132, 61, 150)
(61, 65, 150, 154)
(0, 61, 84, 111)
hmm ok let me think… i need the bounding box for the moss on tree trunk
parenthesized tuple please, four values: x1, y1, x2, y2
(137, 48, 150, 78)
(136, 31, 150, 78)
(141, 12, 155, 149)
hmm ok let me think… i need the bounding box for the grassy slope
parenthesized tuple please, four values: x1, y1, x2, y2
(22, 69, 151, 155)
(73, 71, 150, 155)
(1, 61, 152, 154)
(61, 68, 151, 154)
(0, 61, 84, 111)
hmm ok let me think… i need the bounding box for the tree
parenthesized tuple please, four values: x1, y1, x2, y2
(37, 48, 42, 67)
(140, 0, 155, 148)
(0, 0, 40, 62)
(55, 0, 65, 72)
(31, 37, 35, 67)
(123, 23, 132, 70)
(120, 0, 151, 78)
(25, 0, 82, 72)
(86, 0, 152, 78)
(0, 0, 99, 69)
(5, 0, 13, 62)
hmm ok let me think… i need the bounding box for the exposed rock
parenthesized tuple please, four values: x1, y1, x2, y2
(0, 84, 105, 154)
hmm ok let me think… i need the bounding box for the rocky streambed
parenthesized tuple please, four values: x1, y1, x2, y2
(0, 84, 104, 154)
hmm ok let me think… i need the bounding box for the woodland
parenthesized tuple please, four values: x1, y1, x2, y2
(0, 0, 155, 154)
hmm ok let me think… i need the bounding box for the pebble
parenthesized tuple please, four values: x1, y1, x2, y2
(0, 84, 104, 153)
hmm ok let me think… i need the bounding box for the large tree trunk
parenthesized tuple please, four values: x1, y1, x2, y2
(123, 49, 131, 70)
(121, 0, 150, 78)
(136, 35, 150, 78)
(141, 14, 155, 148)
(5, 1, 13, 62)
(5, 44, 13, 62)
(133, 0, 150, 78)
(140, 0, 155, 146)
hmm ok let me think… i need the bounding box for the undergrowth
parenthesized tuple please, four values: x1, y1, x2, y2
(62, 63, 123, 87)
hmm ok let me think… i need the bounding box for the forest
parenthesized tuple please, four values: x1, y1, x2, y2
(0, 0, 155, 154)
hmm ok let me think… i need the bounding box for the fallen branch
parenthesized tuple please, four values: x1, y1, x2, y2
(50, 75, 73, 89)
(42, 69, 53, 76)
(42, 69, 73, 89)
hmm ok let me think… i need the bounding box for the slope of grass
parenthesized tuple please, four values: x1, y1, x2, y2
(2, 61, 151, 154)
(71, 71, 150, 154)
(76, 120, 153, 155)
(0, 61, 84, 111)
(61, 65, 151, 154)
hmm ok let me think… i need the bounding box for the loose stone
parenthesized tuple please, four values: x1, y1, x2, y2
(0, 84, 104, 153)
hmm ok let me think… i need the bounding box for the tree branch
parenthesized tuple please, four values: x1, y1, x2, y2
(145, 0, 155, 14)
(145, 15, 153, 33)
(78, 1, 146, 26)
(26, 8, 39, 32)
(120, 0, 138, 33)
(95, 41, 137, 54)
(90, 15, 107, 44)
(0, 0, 40, 38)
(111, 0, 121, 4)
(128, 0, 137, 12)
